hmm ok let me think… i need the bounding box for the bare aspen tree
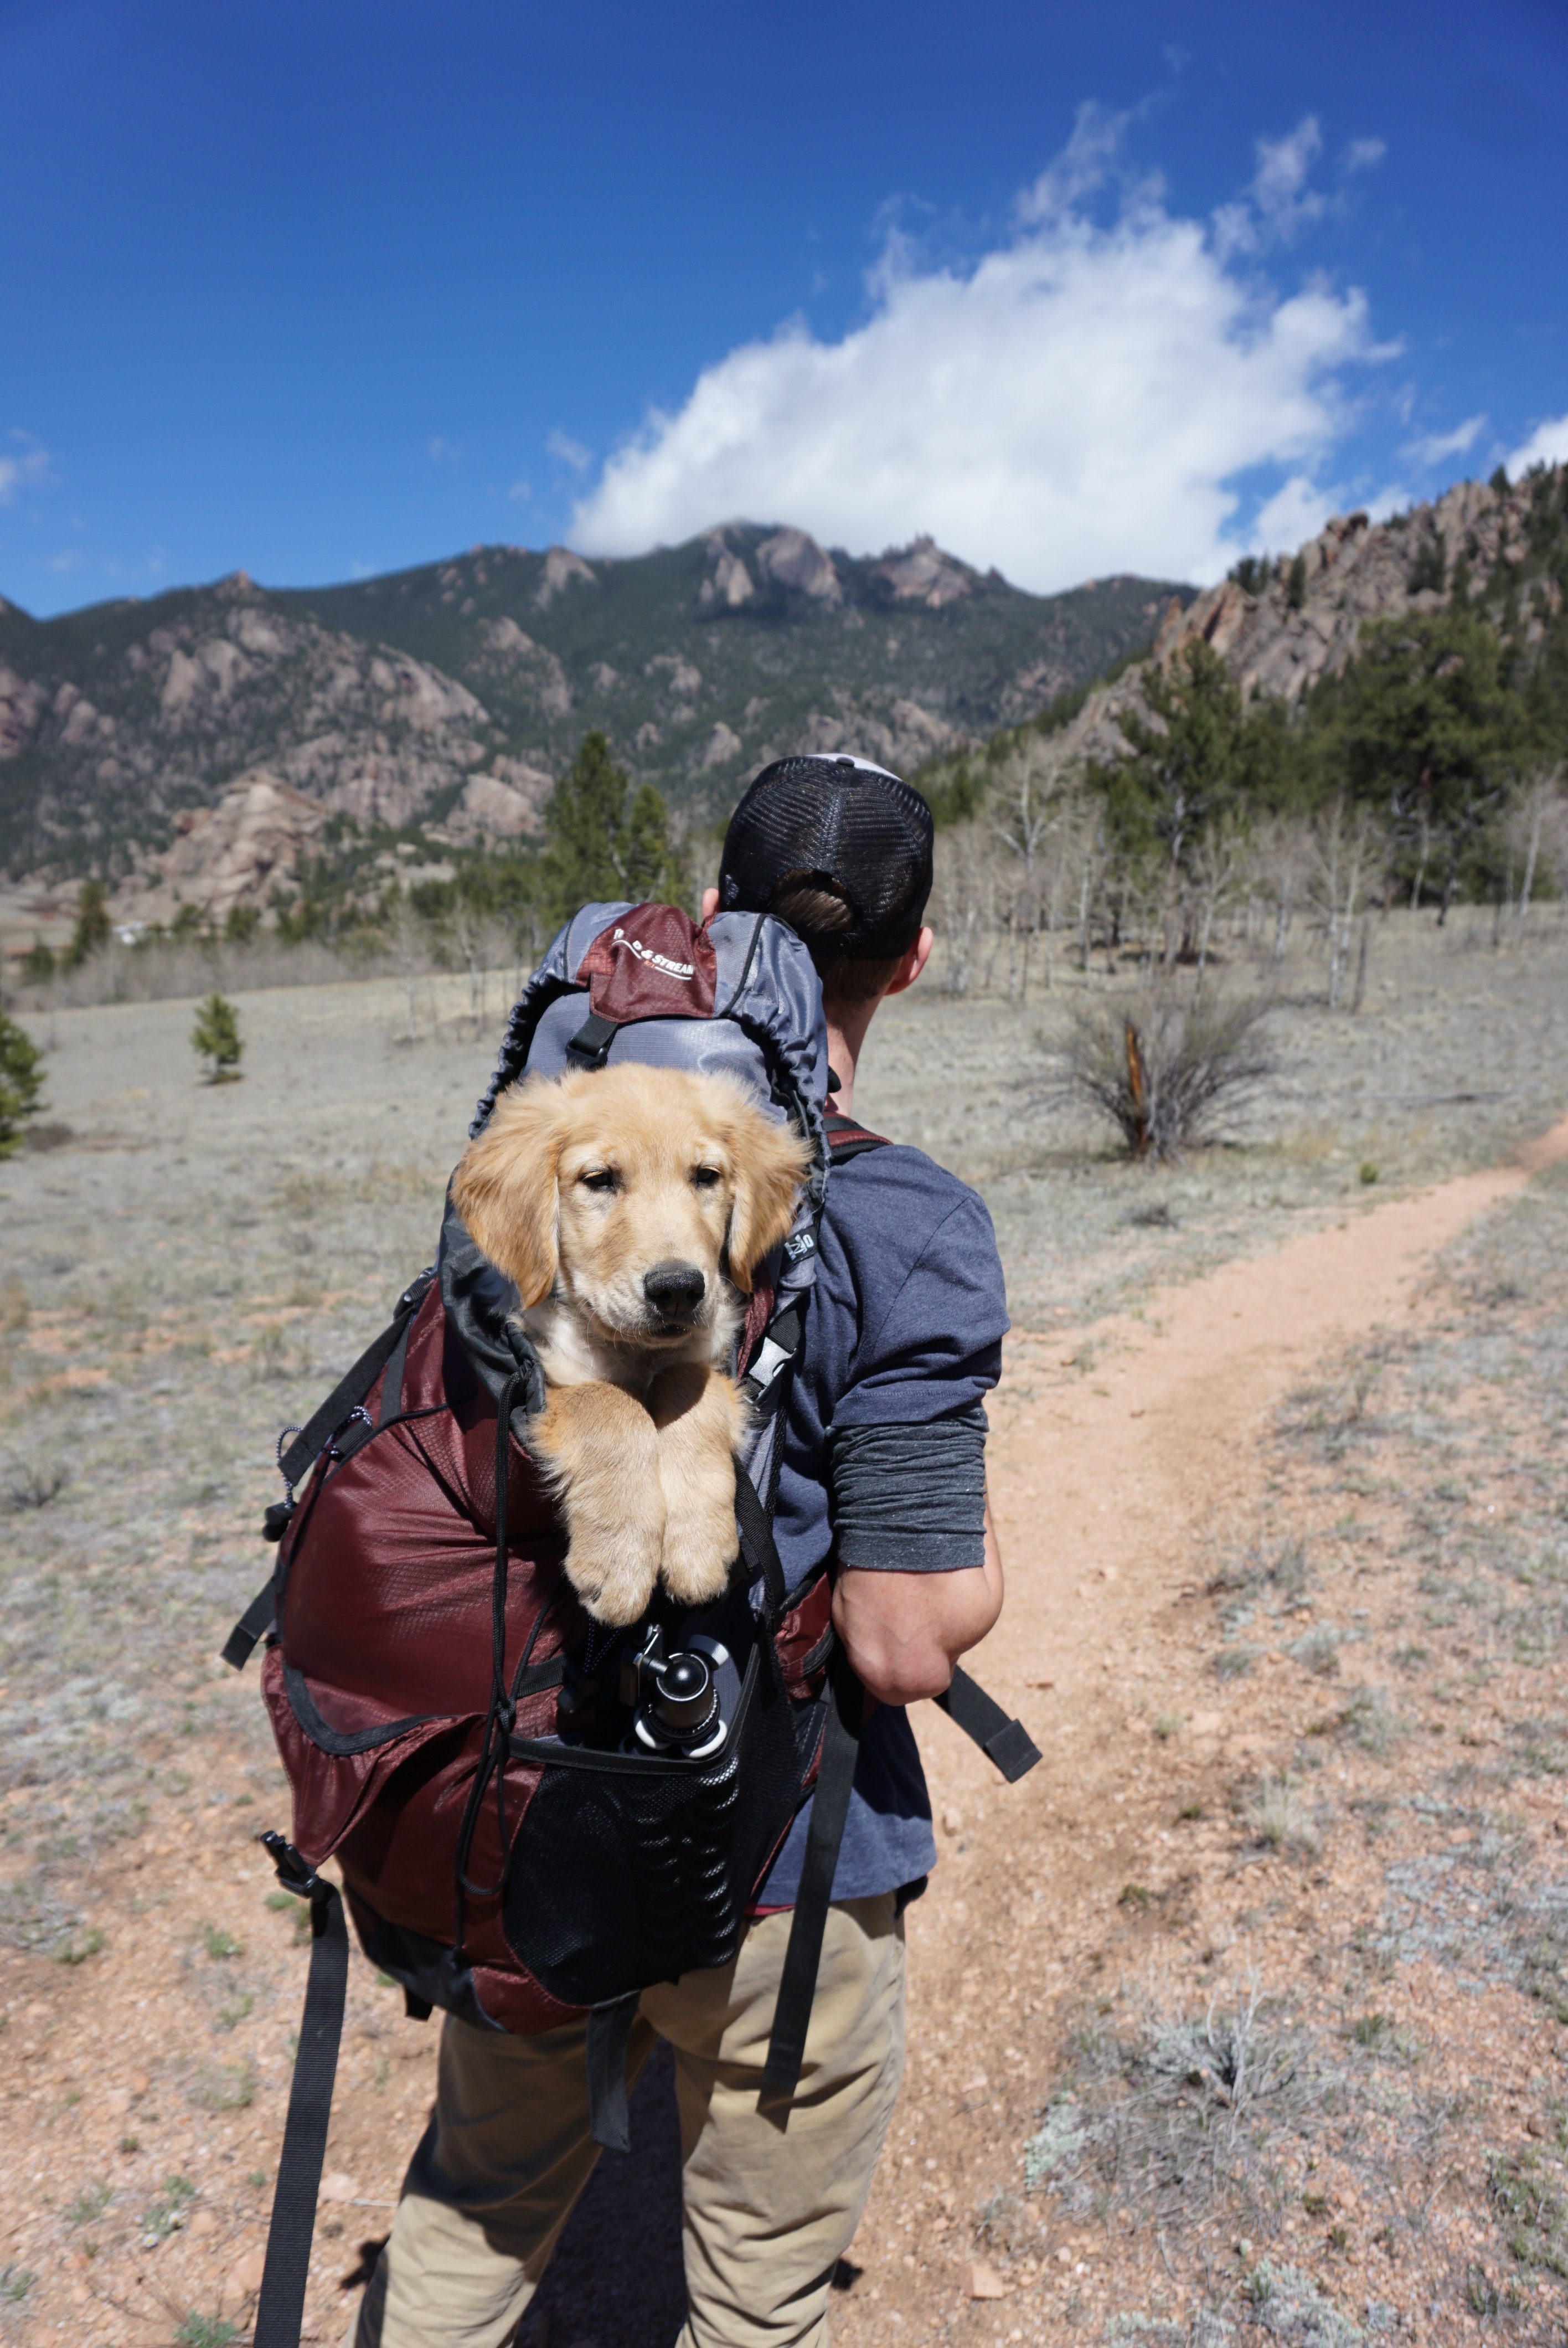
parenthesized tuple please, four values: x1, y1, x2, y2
(1310, 798, 1380, 1009)
(389, 889, 424, 1043)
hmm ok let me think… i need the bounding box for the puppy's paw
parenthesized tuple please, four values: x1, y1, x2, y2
(658, 1498, 740, 1609)
(565, 1537, 662, 1628)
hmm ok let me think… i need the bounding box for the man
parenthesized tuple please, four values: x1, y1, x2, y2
(352, 753, 1008, 2348)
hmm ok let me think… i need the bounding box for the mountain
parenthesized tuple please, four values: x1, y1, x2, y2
(0, 526, 1190, 899)
(926, 467, 1567, 792)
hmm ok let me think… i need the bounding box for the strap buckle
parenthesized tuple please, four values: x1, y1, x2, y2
(260, 1830, 332, 1905)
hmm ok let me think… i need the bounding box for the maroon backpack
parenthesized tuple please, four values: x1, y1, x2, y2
(224, 902, 1037, 2348)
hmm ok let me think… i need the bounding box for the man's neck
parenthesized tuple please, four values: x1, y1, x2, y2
(823, 998, 880, 1116)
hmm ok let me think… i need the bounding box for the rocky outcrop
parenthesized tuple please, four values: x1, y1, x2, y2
(756, 529, 842, 603)
(533, 546, 596, 611)
(1009, 468, 1565, 784)
(427, 765, 552, 846)
(116, 772, 327, 924)
(0, 667, 45, 759)
(870, 536, 978, 608)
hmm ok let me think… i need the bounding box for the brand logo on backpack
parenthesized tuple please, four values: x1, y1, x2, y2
(610, 926, 697, 982)
(576, 904, 719, 1022)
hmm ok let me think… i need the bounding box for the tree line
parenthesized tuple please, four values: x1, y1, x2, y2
(922, 466, 1568, 1003)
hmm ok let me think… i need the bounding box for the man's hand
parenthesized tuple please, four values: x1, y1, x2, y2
(831, 1505, 1004, 1708)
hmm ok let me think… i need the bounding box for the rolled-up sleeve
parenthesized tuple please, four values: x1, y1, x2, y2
(826, 1186, 1007, 1572)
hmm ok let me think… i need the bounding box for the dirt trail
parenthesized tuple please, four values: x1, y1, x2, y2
(824, 1111, 1568, 2342)
(920, 1111, 1568, 1803)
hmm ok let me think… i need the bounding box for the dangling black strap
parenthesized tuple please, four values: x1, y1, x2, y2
(936, 1667, 1041, 1783)
(586, 1990, 643, 2154)
(220, 1584, 277, 1672)
(252, 1839, 350, 2348)
(761, 1661, 862, 2108)
(565, 1012, 620, 1071)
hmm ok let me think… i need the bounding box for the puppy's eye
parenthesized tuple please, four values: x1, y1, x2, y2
(692, 1165, 722, 1190)
(579, 1168, 619, 1194)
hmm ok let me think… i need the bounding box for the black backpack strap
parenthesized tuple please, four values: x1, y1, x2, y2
(824, 1113, 890, 1163)
(761, 1660, 863, 2110)
(586, 1990, 643, 2155)
(222, 1269, 436, 1672)
(565, 1011, 620, 1072)
(220, 1584, 277, 1673)
(276, 1266, 436, 1495)
(936, 1666, 1041, 1782)
(733, 1464, 788, 1616)
(252, 1836, 350, 2348)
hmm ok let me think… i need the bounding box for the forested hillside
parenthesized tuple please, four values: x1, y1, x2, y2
(912, 464, 1568, 998)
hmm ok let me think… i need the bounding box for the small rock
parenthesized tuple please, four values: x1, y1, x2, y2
(1097, 1566, 1117, 1583)
(220, 2248, 266, 2314)
(104, 2088, 132, 2116)
(318, 2172, 358, 2203)
(1055, 2247, 1072, 2265)
(941, 1808, 963, 1836)
(127, 2071, 151, 2096)
(960, 2074, 989, 2097)
(963, 2260, 1007, 2300)
(189, 2210, 218, 2239)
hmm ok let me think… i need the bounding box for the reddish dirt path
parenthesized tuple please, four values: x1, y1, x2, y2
(833, 1114, 1568, 2340)
(926, 1113, 1568, 1818)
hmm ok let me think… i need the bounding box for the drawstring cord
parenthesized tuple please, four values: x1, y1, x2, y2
(452, 1372, 563, 1951)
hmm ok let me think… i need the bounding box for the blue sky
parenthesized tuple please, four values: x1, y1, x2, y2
(3, 0, 1566, 616)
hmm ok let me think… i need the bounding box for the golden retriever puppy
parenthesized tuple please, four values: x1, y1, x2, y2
(453, 1064, 809, 1625)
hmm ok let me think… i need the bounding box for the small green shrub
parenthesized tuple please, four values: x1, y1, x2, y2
(176, 2316, 240, 2348)
(198, 1921, 243, 1960)
(66, 2181, 111, 2226)
(0, 1012, 45, 1158)
(191, 993, 244, 1082)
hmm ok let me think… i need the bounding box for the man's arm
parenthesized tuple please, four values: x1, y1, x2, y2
(832, 1501, 1004, 1707)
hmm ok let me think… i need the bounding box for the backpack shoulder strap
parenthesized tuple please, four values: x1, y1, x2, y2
(824, 1111, 890, 1163)
(219, 1267, 436, 1672)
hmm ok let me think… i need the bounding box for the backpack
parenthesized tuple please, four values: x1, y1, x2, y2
(225, 901, 1039, 2348)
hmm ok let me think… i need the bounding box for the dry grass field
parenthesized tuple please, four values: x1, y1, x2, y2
(1, 908, 1566, 2348)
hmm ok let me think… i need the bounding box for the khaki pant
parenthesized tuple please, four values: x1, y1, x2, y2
(347, 1896, 905, 2348)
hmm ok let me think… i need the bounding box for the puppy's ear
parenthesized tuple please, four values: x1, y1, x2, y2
(452, 1080, 564, 1306)
(724, 1105, 811, 1294)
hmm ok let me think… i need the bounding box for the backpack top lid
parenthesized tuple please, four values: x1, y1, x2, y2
(470, 901, 831, 1175)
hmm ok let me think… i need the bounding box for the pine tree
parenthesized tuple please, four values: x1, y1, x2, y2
(64, 879, 112, 969)
(1287, 553, 1308, 610)
(0, 1013, 45, 1156)
(192, 993, 244, 1081)
(540, 732, 685, 922)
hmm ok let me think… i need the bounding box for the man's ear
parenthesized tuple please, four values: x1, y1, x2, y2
(452, 1081, 564, 1306)
(724, 1106, 811, 1294)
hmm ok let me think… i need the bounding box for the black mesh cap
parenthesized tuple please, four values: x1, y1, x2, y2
(718, 754, 935, 957)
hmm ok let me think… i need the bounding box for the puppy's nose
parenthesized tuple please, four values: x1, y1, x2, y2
(643, 1260, 706, 1313)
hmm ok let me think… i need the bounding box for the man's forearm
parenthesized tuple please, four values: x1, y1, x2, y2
(832, 1503, 1004, 1707)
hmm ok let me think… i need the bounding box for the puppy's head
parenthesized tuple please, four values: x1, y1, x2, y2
(453, 1063, 810, 1346)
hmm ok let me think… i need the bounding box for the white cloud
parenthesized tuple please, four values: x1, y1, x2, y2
(1251, 475, 1337, 552)
(1403, 414, 1487, 467)
(0, 434, 50, 505)
(427, 435, 462, 465)
(1507, 412, 1568, 475)
(1344, 138, 1387, 174)
(571, 125, 1381, 593)
(507, 478, 533, 504)
(546, 429, 592, 473)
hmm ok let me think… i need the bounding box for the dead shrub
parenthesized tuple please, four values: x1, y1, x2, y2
(1025, 1979, 1316, 2228)
(1053, 985, 1273, 1163)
